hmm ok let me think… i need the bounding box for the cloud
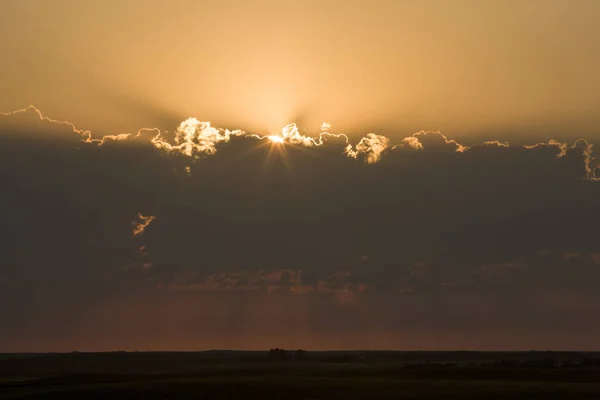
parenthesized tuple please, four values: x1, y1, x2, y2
(0, 105, 160, 145)
(394, 136, 423, 151)
(2, 105, 600, 350)
(344, 133, 391, 164)
(525, 138, 598, 180)
(151, 118, 245, 156)
(412, 130, 469, 153)
(1, 105, 91, 142)
(131, 213, 156, 237)
(2, 106, 599, 177)
(162, 268, 369, 305)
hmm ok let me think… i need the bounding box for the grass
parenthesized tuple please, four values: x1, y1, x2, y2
(2, 351, 600, 399)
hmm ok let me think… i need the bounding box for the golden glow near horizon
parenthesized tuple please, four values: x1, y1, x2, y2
(1, 1, 600, 140)
(1, 104, 599, 178)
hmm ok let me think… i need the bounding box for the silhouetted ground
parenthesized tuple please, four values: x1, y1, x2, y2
(2, 351, 600, 399)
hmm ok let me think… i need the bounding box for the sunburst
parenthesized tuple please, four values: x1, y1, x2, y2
(268, 135, 285, 144)
(262, 134, 291, 171)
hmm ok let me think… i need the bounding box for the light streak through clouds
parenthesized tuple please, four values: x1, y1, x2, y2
(1, 105, 598, 179)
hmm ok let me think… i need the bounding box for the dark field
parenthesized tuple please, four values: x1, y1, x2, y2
(2, 351, 600, 399)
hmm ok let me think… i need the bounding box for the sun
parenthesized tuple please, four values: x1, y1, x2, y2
(259, 134, 290, 171)
(268, 135, 285, 144)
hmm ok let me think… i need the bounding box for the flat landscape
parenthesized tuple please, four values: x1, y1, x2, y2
(2, 351, 600, 399)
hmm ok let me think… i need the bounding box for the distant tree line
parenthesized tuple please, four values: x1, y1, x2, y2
(268, 348, 306, 360)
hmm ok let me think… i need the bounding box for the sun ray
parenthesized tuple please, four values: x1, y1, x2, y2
(259, 134, 290, 173)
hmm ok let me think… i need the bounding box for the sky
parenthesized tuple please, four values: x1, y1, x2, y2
(1, 0, 600, 352)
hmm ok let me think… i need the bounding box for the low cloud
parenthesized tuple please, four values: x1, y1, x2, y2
(4, 106, 597, 176)
(1, 106, 600, 350)
(132, 213, 156, 237)
(345, 133, 391, 164)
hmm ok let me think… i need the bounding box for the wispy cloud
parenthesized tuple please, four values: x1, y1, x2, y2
(132, 213, 156, 237)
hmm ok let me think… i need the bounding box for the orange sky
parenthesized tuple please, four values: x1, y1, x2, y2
(1, 0, 599, 142)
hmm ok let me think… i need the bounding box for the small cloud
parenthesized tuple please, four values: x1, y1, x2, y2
(397, 136, 424, 150)
(132, 213, 156, 237)
(525, 138, 597, 180)
(412, 131, 469, 152)
(345, 133, 390, 163)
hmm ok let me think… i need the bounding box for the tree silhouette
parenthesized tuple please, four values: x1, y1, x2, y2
(268, 348, 307, 361)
